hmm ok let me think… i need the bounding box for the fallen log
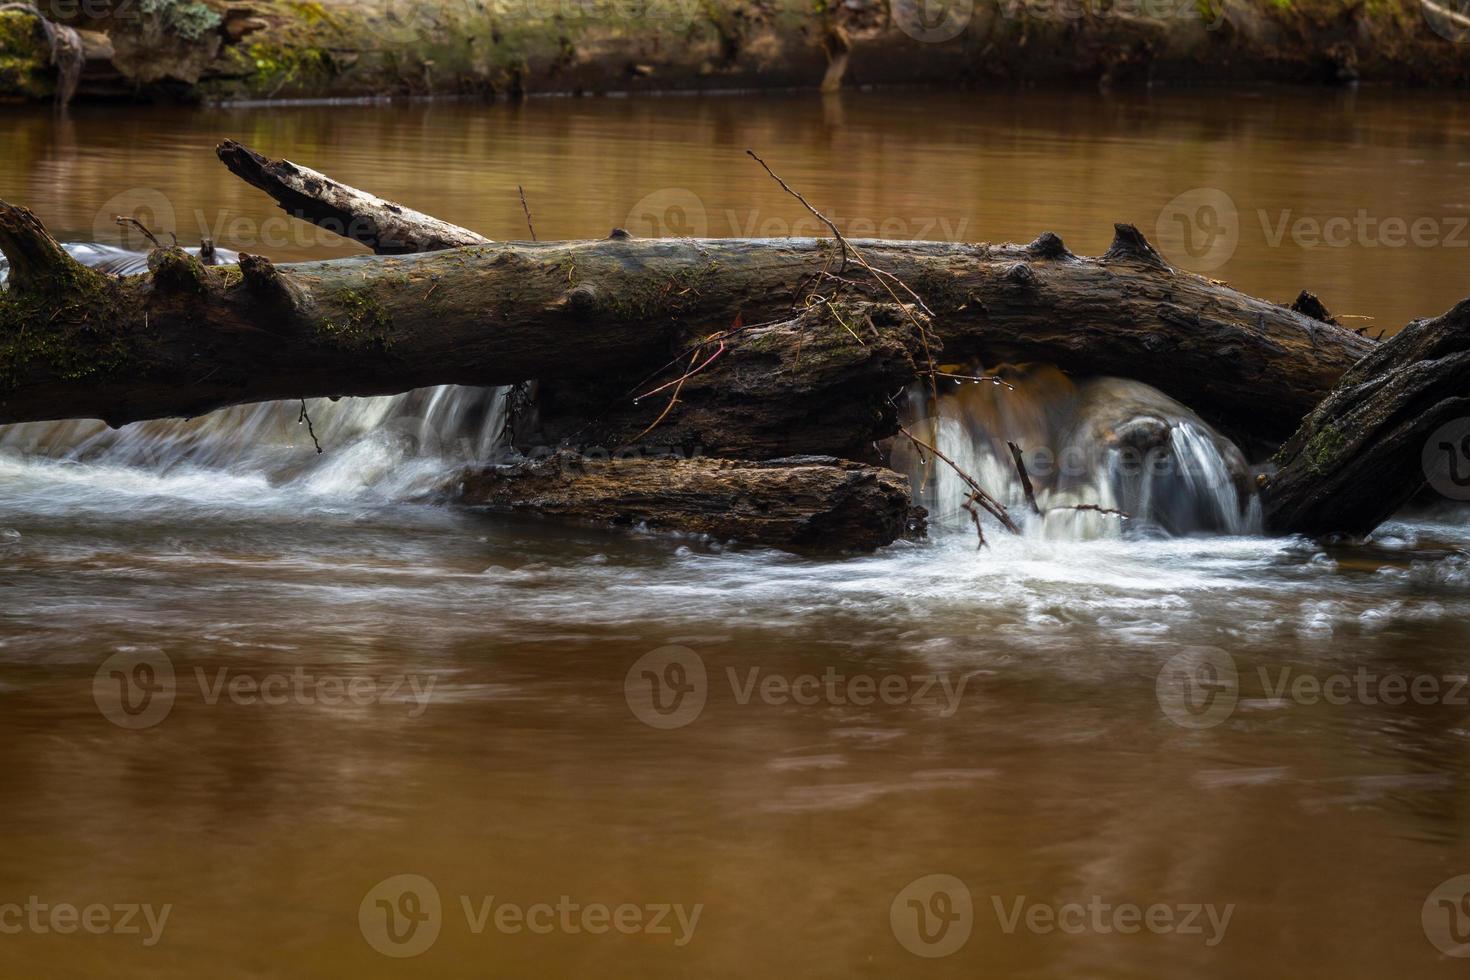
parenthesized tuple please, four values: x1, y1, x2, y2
(215, 141, 493, 255)
(1262, 299, 1470, 537)
(515, 300, 929, 461)
(0, 199, 1372, 451)
(447, 452, 923, 552)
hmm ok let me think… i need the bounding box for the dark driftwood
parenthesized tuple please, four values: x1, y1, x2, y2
(1262, 300, 1470, 537)
(215, 141, 493, 255)
(518, 300, 928, 462)
(0, 200, 1372, 448)
(448, 452, 922, 552)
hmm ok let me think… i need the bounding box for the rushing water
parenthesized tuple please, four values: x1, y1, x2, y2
(4, 89, 1470, 978)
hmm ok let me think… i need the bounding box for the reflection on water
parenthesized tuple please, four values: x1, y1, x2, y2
(3, 88, 1470, 978)
(3, 87, 1470, 330)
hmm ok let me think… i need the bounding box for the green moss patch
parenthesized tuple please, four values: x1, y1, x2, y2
(0, 10, 53, 100)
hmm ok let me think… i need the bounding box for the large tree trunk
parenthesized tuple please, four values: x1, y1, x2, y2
(0, 200, 1372, 452)
(1262, 299, 1470, 537)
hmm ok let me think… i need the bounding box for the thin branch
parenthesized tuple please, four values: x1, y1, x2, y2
(897, 424, 1020, 536)
(961, 493, 987, 550)
(517, 185, 537, 242)
(1007, 441, 1042, 517)
(825, 302, 865, 346)
(633, 340, 726, 402)
(1049, 503, 1130, 519)
(298, 399, 323, 453)
(745, 149, 944, 411)
(940, 371, 1011, 388)
(633, 347, 702, 442)
(745, 149, 847, 272)
(114, 215, 175, 250)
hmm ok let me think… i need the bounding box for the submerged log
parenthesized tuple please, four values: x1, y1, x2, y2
(448, 452, 923, 552)
(0, 198, 1372, 448)
(1262, 300, 1470, 537)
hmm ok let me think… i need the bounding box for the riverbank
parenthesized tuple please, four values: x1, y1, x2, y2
(1, 0, 1468, 104)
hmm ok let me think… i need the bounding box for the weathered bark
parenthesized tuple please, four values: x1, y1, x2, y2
(448, 452, 923, 552)
(517, 300, 928, 461)
(215, 140, 493, 255)
(0, 200, 1373, 450)
(1262, 299, 1470, 537)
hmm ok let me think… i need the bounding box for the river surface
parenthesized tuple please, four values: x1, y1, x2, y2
(4, 88, 1470, 978)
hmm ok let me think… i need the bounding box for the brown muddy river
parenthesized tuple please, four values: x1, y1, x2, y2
(4, 88, 1470, 978)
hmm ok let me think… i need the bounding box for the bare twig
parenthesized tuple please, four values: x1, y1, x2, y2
(825, 302, 866, 346)
(898, 424, 1020, 536)
(745, 149, 944, 410)
(1007, 441, 1042, 517)
(745, 149, 847, 272)
(517, 185, 537, 242)
(297, 399, 323, 454)
(940, 371, 1011, 388)
(960, 493, 987, 550)
(633, 347, 702, 442)
(114, 216, 175, 250)
(633, 340, 727, 402)
(1049, 503, 1130, 519)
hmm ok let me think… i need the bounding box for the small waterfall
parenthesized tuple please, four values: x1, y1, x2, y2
(897, 366, 1261, 541)
(1, 244, 509, 500)
(0, 386, 512, 500)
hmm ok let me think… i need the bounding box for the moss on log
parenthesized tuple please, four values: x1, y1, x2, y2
(1262, 300, 1470, 537)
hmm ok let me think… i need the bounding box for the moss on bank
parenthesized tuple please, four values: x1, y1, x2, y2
(4, 0, 1470, 103)
(0, 9, 54, 100)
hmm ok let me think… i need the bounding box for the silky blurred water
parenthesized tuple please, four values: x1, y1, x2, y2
(3, 89, 1470, 978)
